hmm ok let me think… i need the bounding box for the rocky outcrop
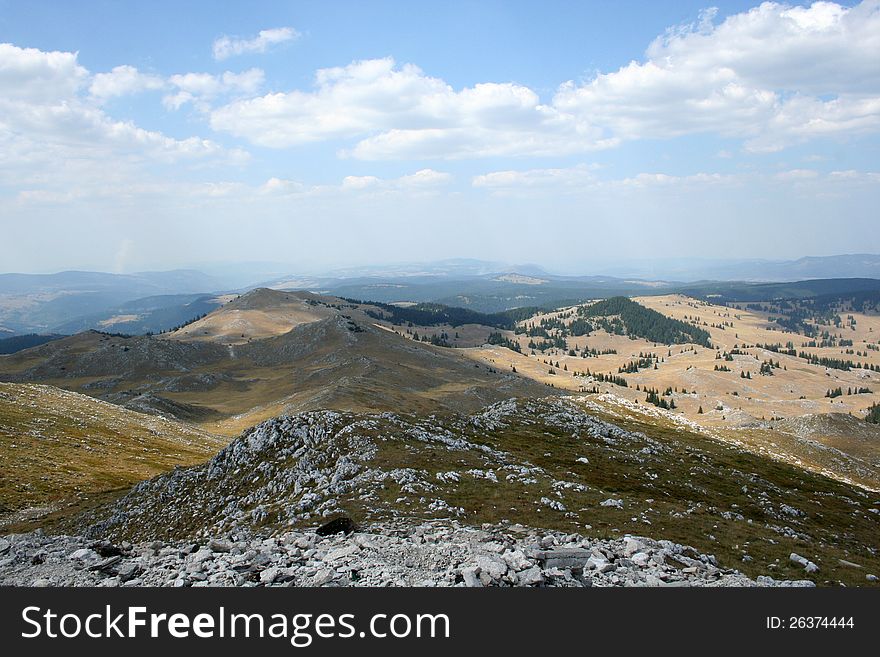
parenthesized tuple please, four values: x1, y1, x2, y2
(0, 522, 818, 588)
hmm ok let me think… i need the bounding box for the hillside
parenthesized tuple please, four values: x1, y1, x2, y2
(68, 396, 879, 587)
(0, 382, 226, 527)
(417, 293, 880, 489)
(166, 289, 332, 344)
(0, 289, 554, 435)
(52, 293, 225, 336)
(0, 333, 64, 355)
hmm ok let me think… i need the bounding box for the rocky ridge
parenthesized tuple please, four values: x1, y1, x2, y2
(4, 395, 879, 586)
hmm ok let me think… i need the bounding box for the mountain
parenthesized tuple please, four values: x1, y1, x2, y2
(3, 284, 880, 588)
(318, 274, 674, 313)
(0, 289, 554, 433)
(682, 277, 880, 303)
(0, 269, 224, 334)
(0, 382, 225, 528)
(597, 254, 880, 282)
(51, 293, 225, 335)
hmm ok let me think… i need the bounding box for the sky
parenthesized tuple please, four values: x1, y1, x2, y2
(0, 0, 878, 275)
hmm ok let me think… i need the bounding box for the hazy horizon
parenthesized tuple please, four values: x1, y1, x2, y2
(5, 253, 880, 286)
(2, 1, 879, 273)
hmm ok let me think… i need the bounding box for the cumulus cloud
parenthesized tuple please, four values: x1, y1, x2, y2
(210, 57, 613, 158)
(554, 0, 880, 150)
(163, 68, 264, 111)
(473, 164, 598, 191)
(89, 65, 164, 101)
(260, 168, 452, 198)
(212, 27, 299, 61)
(0, 43, 247, 199)
(0, 42, 88, 102)
(208, 2, 880, 158)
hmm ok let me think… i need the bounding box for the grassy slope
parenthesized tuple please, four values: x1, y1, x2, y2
(75, 396, 879, 587)
(357, 400, 880, 586)
(0, 382, 226, 523)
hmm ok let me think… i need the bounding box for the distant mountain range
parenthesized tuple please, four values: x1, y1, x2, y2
(1, 255, 879, 336)
(0, 270, 224, 336)
(595, 254, 880, 282)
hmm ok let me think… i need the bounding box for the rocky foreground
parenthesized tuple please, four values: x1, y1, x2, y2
(2, 396, 877, 586)
(0, 521, 813, 587)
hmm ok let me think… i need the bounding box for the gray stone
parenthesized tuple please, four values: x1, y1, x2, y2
(586, 555, 614, 573)
(475, 555, 507, 580)
(631, 552, 651, 567)
(117, 562, 141, 582)
(535, 548, 591, 570)
(324, 544, 360, 562)
(191, 549, 214, 563)
(260, 567, 280, 584)
(461, 566, 483, 587)
(517, 566, 544, 586)
(69, 548, 99, 562)
(502, 549, 531, 571)
(623, 537, 645, 556)
(88, 555, 122, 571)
(207, 539, 233, 553)
(789, 553, 819, 573)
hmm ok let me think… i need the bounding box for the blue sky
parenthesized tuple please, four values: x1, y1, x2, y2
(0, 0, 878, 274)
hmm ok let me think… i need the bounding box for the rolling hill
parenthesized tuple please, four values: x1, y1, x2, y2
(0, 382, 225, 528)
(0, 289, 554, 435)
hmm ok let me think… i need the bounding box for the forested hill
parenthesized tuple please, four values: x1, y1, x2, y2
(0, 333, 65, 355)
(356, 300, 542, 329)
(581, 296, 712, 347)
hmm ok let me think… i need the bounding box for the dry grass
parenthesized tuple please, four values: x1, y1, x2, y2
(424, 295, 880, 489)
(0, 382, 226, 525)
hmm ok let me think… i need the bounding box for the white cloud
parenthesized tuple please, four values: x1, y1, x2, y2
(473, 164, 597, 191)
(209, 2, 880, 158)
(15, 168, 453, 207)
(554, 1, 880, 149)
(0, 42, 88, 102)
(89, 65, 164, 101)
(212, 27, 299, 61)
(470, 164, 880, 200)
(775, 168, 820, 181)
(260, 168, 452, 198)
(397, 168, 453, 187)
(210, 57, 613, 158)
(164, 68, 264, 111)
(472, 165, 738, 197)
(0, 43, 247, 201)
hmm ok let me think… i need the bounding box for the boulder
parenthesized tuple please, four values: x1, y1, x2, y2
(476, 554, 507, 580)
(207, 539, 233, 553)
(461, 566, 482, 587)
(517, 566, 544, 586)
(789, 553, 819, 573)
(535, 548, 591, 571)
